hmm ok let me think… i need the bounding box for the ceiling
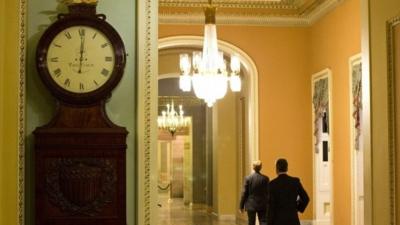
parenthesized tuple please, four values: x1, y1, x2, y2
(159, 0, 344, 26)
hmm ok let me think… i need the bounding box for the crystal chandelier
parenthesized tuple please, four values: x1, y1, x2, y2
(179, 0, 241, 107)
(157, 101, 190, 136)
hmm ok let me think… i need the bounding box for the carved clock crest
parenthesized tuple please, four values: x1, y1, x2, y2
(34, 1, 127, 224)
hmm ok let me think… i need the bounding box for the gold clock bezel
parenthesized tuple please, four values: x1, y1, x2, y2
(46, 25, 116, 94)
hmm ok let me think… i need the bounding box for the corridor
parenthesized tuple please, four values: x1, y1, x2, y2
(157, 195, 242, 225)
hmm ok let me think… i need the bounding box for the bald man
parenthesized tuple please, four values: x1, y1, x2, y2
(240, 160, 270, 225)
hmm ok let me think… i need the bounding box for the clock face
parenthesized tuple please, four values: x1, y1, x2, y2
(46, 26, 115, 93)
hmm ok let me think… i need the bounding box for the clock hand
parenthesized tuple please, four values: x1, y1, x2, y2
(78, 32, 85, 74)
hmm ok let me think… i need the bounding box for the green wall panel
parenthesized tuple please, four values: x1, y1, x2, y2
(26, 1, 136, 224)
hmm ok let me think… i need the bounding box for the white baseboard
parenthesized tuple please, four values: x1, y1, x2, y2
(301, 220, 314, 225)
(311, 220, 331, 225)
(211, 212, 236, 221)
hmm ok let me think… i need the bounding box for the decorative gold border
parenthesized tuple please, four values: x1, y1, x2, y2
(386, 15, 399, 225)
(138, 0, 158, 224)
(159, 0, 300, 10)
(159, 0, 343, 26)
(159, 11, 310, 26)
(18, 0, 26, 224)
(144, 1, 152, 224)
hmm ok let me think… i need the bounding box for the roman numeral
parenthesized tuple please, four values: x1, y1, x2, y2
(93, 80, 99, 86)
(64, 78, 70, 87)
(53, 68, 61, 77)
(101, 43, 109, 48)
(79, 83, 84, 90)
(101, 68, 109, 76)
(64, 32, 72, 39)
(92, 32, 98, 39)
(105, 57, 113, 62)
(53, 43, 62, 48)
(50, 57, 59, 62)
(79, 28, 85, 36)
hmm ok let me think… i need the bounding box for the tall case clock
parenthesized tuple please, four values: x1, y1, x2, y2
(34, 1, 127, 224)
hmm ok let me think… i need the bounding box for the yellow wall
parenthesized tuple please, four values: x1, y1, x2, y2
(309, 0, 361, 224)
(0, 0, 20, 224)
(213, 92, 238, 215)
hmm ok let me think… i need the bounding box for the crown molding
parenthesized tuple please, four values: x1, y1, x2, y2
(159, 0, 300, 10)
(159, 11, 310, 26)
(159, 0, 343, 26)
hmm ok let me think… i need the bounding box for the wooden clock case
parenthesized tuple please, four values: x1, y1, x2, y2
(34, 3, 127, 225)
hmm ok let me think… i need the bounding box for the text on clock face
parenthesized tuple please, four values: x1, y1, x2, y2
(46, 26, 116, 93)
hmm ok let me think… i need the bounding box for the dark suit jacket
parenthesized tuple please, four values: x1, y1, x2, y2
(268, 174, 309, 225)
(239, 172, 270, 211)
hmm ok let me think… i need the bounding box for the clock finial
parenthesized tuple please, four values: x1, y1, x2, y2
(62, 0, 98, 5)
(62, 0, 98, 15)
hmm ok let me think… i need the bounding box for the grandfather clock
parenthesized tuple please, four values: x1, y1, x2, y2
(34, 1, 127, 224)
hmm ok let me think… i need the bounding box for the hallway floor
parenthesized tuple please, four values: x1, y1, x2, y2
(157, 194, 242, 225)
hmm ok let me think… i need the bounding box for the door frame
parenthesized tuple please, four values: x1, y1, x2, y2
(349, 54, 363, 225)
(158, 35, 259, 167)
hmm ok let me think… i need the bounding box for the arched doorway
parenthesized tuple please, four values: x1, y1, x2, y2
(157, 36, 259, 223)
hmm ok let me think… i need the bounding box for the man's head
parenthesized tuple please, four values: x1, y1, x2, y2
(276, 158, 288, 174)
(252, 160, 262, 172)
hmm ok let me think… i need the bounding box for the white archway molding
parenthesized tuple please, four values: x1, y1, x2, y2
(158, 35, 259, 162)
(157, 73, 180, 80)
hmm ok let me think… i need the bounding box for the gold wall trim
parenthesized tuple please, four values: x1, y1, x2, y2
(18, 0, 26, 224)
(159, 0, 343, 26)
(159, 11, 310, 26)
(144, 0, 152, 223)
(386, 15, 399, 225)
(159, 0, 300, 10)
(138, 0, 158, 224)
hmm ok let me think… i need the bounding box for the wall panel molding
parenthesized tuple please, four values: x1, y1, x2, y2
(137, 0, 158, 224)
(18, 0, 26, 224)
(386, 15, 400, 225)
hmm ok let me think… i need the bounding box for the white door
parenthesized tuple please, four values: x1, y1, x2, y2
(312, 70, 333, 225)
(315, 111, 332, 225)
(353, 142, 364, 225)
(349, 55, 364, 225)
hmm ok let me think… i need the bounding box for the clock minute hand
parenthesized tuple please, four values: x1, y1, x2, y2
(78, 32, 85, 74)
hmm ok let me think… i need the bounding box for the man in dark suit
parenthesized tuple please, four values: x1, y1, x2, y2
(240, 160, 270, 225)
(268, 158, 309, 225)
